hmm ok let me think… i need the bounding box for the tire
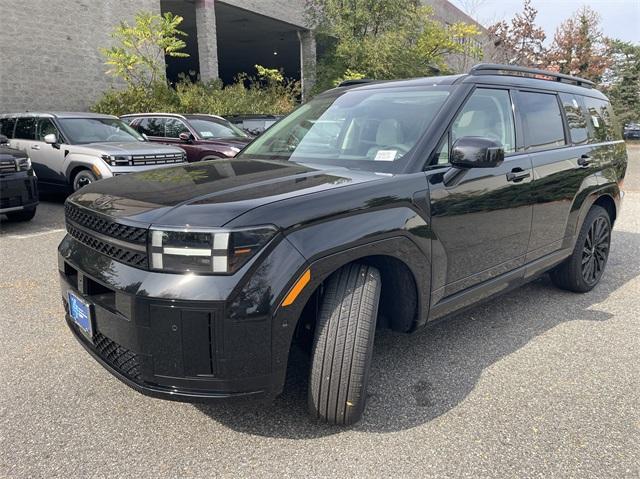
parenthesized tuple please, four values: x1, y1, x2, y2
(308, 263, 381, 425)
(72, 170, 97, 191)
(550, 205, 611, 293)
(6, 206, 36, 222)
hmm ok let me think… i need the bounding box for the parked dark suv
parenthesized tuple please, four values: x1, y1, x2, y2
(59, 65, 626, 425)
(0, 134, 38, 221)
(122, 113, 252, 162)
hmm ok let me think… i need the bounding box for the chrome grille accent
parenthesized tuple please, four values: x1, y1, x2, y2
(131, 152, 184, 166)
(0, 160, 17, 173)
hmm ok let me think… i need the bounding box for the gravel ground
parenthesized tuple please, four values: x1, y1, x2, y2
(1, 146, 639, 478)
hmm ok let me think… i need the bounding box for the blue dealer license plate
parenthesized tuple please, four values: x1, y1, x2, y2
(68, 291, 93, 339)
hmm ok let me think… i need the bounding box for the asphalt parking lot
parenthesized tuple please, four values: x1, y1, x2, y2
(1, 145, 639, 478)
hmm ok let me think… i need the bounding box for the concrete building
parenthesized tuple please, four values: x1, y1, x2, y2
(0, 0, 498, 112)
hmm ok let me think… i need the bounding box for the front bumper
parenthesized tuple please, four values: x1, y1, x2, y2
(0, 172, 38, 213)
(58, 233, 308, 403)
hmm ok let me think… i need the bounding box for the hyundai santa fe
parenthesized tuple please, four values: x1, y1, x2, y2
(0, 112, 187, 191)
(58, 64, 627, 425)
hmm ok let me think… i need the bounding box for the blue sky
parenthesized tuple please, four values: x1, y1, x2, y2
(450, 0, 640, 44)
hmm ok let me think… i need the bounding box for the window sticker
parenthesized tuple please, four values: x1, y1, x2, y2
(374, 150, 397, 161)
(592, 116, 600, 128)
(200, 131, 214, 138)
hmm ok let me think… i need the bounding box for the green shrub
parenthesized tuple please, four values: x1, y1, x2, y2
(92, 67, 300, 117)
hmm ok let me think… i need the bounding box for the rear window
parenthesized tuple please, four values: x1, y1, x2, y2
(517, 91, 566, 151)
(583, 96, 622, 142)
(0, 118, 16, 138)
(14, 117, 37, 140)
(559, 93, 588, 145)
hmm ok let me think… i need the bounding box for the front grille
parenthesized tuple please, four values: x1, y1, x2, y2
(0, 160, 17, 173)
(65, 203, 147, 244)
(131, 152, 184, 166)
(94, 332, 142, 381)
(0, 196, 22, 209)
(67, 223, 148, 268)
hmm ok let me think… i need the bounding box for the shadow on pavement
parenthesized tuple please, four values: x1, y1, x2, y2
(195, 230, 640, 438)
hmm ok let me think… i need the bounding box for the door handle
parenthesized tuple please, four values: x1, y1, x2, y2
(31, 144, 40, 150)
(577, 154, 591, 167)
(506, 169, 530, 182)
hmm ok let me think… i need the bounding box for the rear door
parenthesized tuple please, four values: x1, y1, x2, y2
(428, 87, 534, 299)
(515, 90, 596, 263)
(10, 116, 39, 168)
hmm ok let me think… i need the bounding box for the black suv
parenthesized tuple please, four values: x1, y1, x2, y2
(58, 65, 627, 425)
(0, 134, 38, 221)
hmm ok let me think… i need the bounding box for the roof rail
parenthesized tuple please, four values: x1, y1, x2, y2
(469, 63, 595, 88)
(337, 78, 376, 87)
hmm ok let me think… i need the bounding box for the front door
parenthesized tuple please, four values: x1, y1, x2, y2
(28, 117, 67, 186)
(427, 87, 534, 300)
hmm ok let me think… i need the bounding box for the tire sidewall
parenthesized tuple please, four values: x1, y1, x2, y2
(73, 170, 97, 191)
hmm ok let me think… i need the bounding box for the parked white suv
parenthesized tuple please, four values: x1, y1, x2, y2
(0, 112, 187, 191)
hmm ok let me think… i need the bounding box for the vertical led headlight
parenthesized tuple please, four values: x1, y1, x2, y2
(149, 226, 277, 274)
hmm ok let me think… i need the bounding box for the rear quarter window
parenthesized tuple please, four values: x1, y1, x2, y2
(516, 91, 566, 151)
(582, 96, 621, 142)
(0, 118, 16, 138)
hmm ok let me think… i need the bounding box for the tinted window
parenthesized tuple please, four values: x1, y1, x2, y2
(452, 88, 516, 153)
(559, 93, 588, 145)
(37, 118, 61, 142)
(583, 96, 621, 142)
(14, 117, 37, 140)
(189, 118, 248, 139)
(0, 118, 16, 138)
(137, 118, 165, 137)
(165, 118, 189, 138)
(517, 91, 566, 151)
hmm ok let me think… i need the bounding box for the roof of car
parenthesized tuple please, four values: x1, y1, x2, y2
(0, 112, 117, 119)
(335, 64, 608, 100)
(120, 112, 227, 121)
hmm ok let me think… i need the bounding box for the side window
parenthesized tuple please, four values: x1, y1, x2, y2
(517, 91, 566, 151)
(452, 88, 516, 153)
(0, 118, 16, 138)
(37, 118, 61, 142)
(14, 117, 37, 140)
(559, 93, 588, 145)
(138, 117, 165, 137)
(165, 119, 190, 138)
(583, 97, 620, 142)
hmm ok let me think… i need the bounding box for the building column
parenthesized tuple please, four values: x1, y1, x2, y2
(298, 30, 317, 101)
(195, 0, 219, 81)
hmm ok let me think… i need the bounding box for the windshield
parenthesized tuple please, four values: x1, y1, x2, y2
(58, 118, 145, 144)
(239, 86, 451, 172)
(189, 118, 249, 140)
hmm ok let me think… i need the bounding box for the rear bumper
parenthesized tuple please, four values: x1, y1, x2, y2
(0, 173, 38, 213)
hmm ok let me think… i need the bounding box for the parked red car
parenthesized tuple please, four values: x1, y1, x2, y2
(122, 113, 252, 162)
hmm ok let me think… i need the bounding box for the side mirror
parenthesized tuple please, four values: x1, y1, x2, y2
(0, 134, 8, 145)
(44, 133, 58, 145)
(450, 137, 504, 169)
(179, 132, 193, 142)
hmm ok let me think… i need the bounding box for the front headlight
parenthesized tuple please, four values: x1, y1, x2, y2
(16, 157, 31, 171)
(149, 225, 278, 274)
(101, 154, 132, 166)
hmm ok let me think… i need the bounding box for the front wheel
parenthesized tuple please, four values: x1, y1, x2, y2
(551, 205, 611, 293)
(72, 170, 97, 191)
(308, 263, 381, 425)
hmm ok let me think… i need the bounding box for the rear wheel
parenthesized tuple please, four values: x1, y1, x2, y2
(72, 170, 97, 191)
(308, 263, 381, 425)
(6, 206, 36, 222)
(551, 205, 611, 293)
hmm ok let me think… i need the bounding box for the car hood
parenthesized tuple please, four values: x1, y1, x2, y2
(68, 159, 383, 227)
(76, 141, 185, 155)
(0, 145, 28, 160)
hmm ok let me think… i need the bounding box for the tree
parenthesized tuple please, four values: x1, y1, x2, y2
(487, 0, 546, 67)
(547, 6, 609, 83)
(306, 0, 480, 91)
(101, 11, 188, 88)
(604, 40, 640, 125)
